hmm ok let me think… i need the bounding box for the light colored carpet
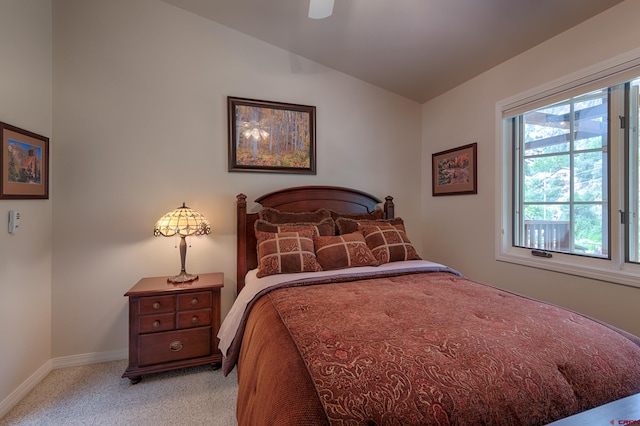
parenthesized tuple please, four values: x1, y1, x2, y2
(0, 359, 238, 426)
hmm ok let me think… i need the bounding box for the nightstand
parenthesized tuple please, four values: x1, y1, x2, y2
(122, 272, 224, 384)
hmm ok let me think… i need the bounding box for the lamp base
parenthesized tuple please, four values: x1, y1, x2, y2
(167, 271, 199, 284)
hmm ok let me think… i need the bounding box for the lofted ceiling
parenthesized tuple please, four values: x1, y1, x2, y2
(161, 0, 623, 103)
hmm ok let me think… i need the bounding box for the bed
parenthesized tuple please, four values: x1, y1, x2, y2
(219, 185, 640, 425)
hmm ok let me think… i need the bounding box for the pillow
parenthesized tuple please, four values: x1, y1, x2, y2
(313, 232, 379, 270)
(358, 223, 421, 264)
(256, 230, 322, 278)
(259, 207, 332, 224)
(254, 218, 335, 236)
(336, 217, 406, 235)
(329, 209, 384, 222)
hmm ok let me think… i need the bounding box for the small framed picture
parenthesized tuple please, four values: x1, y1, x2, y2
(1, 122, 49, 199)
(432, 143, 477, 196)
(228, 97, 316, 174)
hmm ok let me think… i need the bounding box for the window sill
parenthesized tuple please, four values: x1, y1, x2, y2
(496, 249, 640, 289)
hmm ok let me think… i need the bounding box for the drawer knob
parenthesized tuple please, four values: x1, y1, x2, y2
(191, 298, 198, 306)
(152, 302, 160, 310)
(191, 316, 199, 324)
(153, 320, 160, 328)
(169, 341, 183, 352)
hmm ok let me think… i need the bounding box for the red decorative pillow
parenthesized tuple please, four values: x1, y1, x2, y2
(313, 232, 379, 270)
(329, 209, 384, 222)
(336, 217, 406, 235)
(259, 207, 332, 224)
(256, 230, 322, 278)
(254, 218, 335, 236)
(358, 223, 421, 264)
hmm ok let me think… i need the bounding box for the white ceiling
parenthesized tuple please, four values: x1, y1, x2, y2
(161, 0, 623, 103)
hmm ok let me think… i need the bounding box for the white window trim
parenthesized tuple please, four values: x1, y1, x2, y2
(495, 47, 640, 289)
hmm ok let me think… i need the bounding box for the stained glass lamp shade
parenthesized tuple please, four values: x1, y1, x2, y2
(154, 203, 211, 283)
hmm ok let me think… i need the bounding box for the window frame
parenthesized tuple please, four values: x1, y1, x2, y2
(496, 49, 640, 289)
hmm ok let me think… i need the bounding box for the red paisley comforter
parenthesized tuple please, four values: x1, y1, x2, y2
(234, 271, 640, 425)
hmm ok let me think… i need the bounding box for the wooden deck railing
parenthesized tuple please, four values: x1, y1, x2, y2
(523, 220, 570, 251)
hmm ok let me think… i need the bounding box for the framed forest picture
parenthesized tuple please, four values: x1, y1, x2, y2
(228, 97, 316, 174)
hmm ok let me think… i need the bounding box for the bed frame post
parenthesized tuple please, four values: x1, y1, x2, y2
(384, 196, 395, 219)
(237, 193, 247, 296)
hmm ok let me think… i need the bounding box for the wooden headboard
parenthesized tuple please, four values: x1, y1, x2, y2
(236, 185, 395, 294)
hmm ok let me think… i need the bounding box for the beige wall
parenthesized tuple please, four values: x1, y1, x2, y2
(421, 0, 640, 337)
(0, 0, 53, 409)
(51, 0, 422, 358)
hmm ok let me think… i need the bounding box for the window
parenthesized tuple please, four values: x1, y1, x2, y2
(512, 88, 609, 258)
(627, 79, 640, 263)
(498, 57, 640, 288)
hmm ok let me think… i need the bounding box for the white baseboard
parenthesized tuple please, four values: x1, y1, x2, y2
(0, 348, 127, 419)
(51, 348, 127, 369)
(0, 359, 52, 420)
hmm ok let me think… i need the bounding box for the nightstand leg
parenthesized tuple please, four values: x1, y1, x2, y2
(129, 376, 142, 385)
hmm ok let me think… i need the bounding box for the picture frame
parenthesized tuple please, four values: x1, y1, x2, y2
(432, 142, 477, 196)
(1, 122, 49, 199)
(228, 96, 316, 174)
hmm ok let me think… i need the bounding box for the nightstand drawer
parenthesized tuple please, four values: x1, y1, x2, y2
(138, 327, 212, 366)
(139, 312, 175, 333)
(177, 291, 212, 310)
(177, 308, 212, 329)
(139, 295, 175, 314)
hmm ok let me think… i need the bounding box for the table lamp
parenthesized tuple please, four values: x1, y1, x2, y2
(154, 202, 211, 283)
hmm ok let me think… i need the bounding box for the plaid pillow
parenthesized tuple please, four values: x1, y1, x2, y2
(256, 230, 322, 278)
(314, 232, 379, 270)
(358, 223, 421, 264)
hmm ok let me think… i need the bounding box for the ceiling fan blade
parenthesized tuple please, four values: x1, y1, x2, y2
(308, 0, 334, 19)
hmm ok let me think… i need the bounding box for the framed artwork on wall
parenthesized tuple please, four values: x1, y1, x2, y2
(0, 121, 49, 199)
(432, 142, 477, 196)
(228, 96, 316, 174)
